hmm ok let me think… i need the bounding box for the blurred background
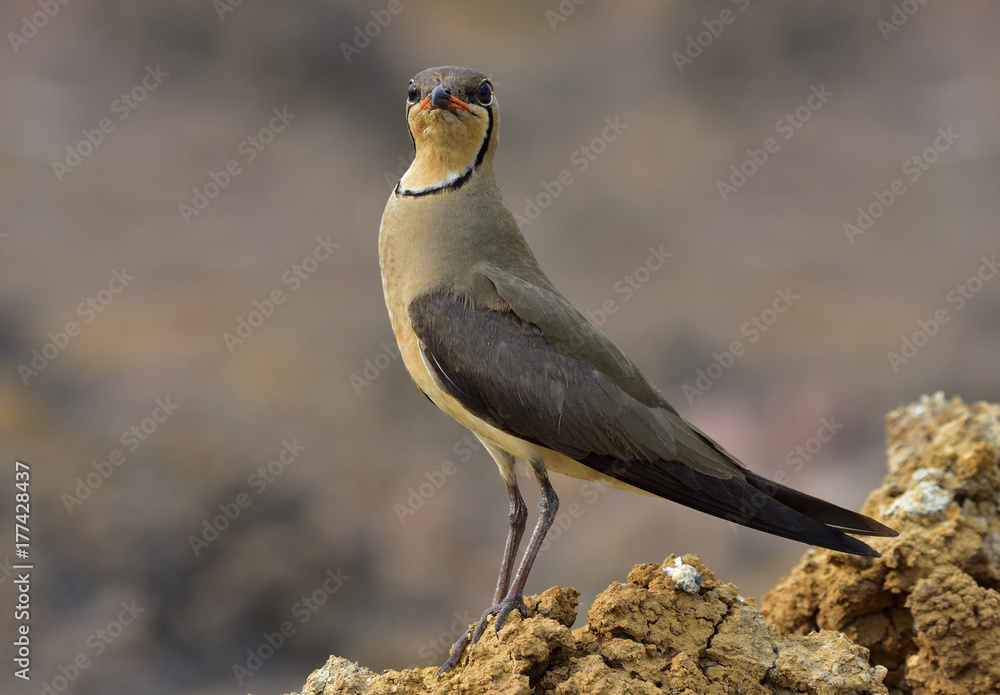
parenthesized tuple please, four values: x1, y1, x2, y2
(1, 1, 998, 693)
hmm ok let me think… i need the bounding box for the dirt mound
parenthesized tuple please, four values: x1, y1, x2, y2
(283, 394, 1000, 694)
(290, 555, 887, 695)
(762, 393, 1000, 694)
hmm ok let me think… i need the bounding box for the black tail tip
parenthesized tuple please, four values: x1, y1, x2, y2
(830, 527, 898, 558)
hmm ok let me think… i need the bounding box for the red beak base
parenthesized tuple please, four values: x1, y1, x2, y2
(419, 94, 473, 114)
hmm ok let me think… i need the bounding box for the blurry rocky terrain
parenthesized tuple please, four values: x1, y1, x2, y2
(286, 394, 1000, 694)
(1, 1, 999, 694)
(763, 393, 1000, 694)
(293, 559, 889, 695)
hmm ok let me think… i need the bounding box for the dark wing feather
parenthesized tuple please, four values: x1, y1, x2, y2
(410, 288, 681, 464)
(408, 282, 896, 556)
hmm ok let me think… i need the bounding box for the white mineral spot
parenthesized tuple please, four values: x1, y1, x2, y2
(882, 469, 951, 518)
(663, 557, 702, 594)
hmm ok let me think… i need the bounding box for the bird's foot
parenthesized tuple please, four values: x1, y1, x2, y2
(438, 593, 528, 675)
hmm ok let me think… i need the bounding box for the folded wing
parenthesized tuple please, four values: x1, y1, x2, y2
(409, 266, 897, 556)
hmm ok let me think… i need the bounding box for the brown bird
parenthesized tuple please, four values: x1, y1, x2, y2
(377, 66, 897, 671)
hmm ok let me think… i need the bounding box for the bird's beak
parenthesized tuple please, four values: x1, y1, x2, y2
(419, 84, 473, 113)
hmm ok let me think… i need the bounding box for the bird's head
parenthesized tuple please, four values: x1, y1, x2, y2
(398, 66, 497, 196)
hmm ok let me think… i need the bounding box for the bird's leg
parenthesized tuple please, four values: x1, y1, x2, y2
(441, 454, 527, 674)
(481, 444, 527, 602)
(493, 480, 528, 604)
(441, 467, 558, 672)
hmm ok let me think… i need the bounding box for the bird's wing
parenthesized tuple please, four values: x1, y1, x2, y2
(409, 264, 894, 556)
(410, 263, 744, 477)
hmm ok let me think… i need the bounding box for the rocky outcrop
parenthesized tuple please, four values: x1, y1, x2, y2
(290, 555, 887, 695)
(284, 394, 1000, 695)
(762, 393, 1000, 694)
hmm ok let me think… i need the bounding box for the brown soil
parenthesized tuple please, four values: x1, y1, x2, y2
(283, 394, 1000, 694)
(289, 556, 887, 694)
(761, 393, 1000, 694)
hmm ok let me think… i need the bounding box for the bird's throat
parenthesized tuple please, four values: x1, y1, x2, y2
(398, 111, 491, 196)
(398, 150, 475, 195)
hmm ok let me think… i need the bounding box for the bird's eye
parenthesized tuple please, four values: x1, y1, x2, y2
(476, 81, 493, 105)
(407, 82, 419, 102)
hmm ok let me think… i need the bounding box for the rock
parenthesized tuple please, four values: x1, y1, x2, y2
(761, 393, 1000, 694)
(286, 394, 1000, 695)
(287, 555, 887, 695)
(905, 567, 1000, 694)
(770, 631, 889, 695)
(296, 656, 376, 694)
(663, 556, 704, 594)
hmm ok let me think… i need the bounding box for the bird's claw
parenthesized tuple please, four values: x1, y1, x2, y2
(438, 631, 470, 675)
(438, 594, 527, 675)
(492, 595, 528, 634)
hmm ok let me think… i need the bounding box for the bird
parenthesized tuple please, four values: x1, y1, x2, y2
(377, 66, 897, 672)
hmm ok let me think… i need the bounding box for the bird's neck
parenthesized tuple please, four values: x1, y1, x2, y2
(398, 146, 477, 195)
(380, 166, 540, 307)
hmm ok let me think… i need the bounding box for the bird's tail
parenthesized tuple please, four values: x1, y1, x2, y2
(582, 453, 898, 558)
(744, 470, 897, 537)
